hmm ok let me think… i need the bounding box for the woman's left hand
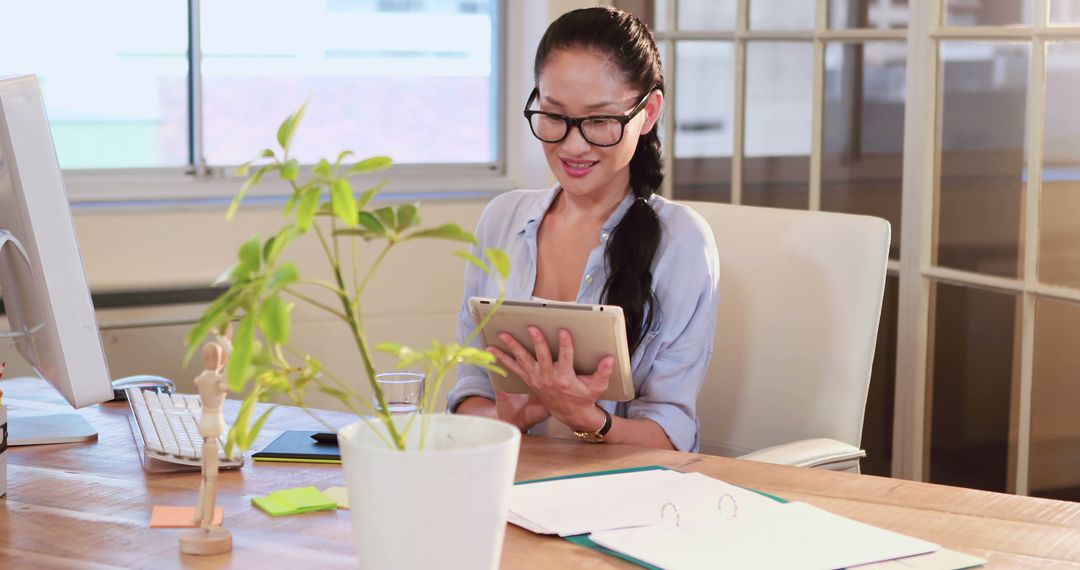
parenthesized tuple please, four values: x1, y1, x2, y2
(488, 327, 613, 432)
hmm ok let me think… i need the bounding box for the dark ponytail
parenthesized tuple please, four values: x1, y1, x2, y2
(535, 7, 664, 354)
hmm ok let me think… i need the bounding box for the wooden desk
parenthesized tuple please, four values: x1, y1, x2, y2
(2, 377, 1080, 569)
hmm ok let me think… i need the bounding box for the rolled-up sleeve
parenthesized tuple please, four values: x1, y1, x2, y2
(624, 211, 720, 452)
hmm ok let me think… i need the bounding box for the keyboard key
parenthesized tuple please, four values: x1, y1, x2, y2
(125, 387, 244, 471)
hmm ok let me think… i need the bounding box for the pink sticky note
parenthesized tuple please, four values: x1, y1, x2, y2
(150, 506, 224, 528)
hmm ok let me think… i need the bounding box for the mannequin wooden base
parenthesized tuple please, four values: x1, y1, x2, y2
(179, 526, 232, 556)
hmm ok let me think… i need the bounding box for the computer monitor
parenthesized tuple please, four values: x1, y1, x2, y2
(0, 74, 113, 443)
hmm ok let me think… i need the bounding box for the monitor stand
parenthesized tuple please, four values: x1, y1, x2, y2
(7, 414, 98, 446)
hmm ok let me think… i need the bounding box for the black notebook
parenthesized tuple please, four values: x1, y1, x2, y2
(251, 430, 341, 464)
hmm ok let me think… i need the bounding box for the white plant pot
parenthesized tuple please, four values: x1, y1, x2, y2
(337, 413, 521, 570)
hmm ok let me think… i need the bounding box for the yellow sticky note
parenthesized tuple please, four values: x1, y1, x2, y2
(150, 505, 224, 528)
(322, 486, 350, 510)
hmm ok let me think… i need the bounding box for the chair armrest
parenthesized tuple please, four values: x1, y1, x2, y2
(737, 438, 866, 471)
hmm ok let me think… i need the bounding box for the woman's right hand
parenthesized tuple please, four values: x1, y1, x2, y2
(494, 390, 550, 432)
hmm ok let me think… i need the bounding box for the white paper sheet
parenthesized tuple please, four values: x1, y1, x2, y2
(589, 501, 940, 570)
(508, 470, 782, 537)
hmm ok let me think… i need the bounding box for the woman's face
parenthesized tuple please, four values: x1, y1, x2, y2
(536, 49, 662, 202)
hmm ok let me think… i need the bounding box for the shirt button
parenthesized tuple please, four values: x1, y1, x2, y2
(601, 232, 609, 241)
(585, 274, 593, 284)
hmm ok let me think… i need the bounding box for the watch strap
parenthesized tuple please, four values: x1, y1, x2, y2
(573, 404, 612, 443)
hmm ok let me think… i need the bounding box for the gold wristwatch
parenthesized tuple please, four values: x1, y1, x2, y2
(572, 404, 612, 443)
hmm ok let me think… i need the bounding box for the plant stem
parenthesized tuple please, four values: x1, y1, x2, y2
(351, 235, 360, 302)
(356, 243, 393, 301)
(281, 343, 374, 415)
(327, 242, 405, 449)
(297, 279, 348, 296)
(313, 218, 336, 266)
(282, 287, 348, 320)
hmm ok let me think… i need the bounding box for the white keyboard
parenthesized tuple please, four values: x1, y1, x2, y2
(124, 387, 244, 473)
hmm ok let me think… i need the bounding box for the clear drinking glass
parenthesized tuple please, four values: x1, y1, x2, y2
(374, 372, 425, 415)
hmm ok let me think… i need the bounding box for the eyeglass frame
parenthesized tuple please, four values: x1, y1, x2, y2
(522, 87, 657, 147)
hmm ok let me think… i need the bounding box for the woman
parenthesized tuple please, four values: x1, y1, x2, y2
(447, 6, 719, 452)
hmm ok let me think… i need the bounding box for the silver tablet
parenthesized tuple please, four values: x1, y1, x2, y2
(468, 297, 635, 402)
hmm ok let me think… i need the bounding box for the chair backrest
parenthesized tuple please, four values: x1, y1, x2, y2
(684, 201, 890, 457)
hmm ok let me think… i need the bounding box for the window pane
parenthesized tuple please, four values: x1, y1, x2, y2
(1051, 0, 1080, 25)
(654, 0, 669, 32)
(860, 274, 899, 477)
(945, 0, 1032, 26)
(829, 0, 909, 29)
(750, 0, 816, 30)
(1030, 298, 1080, 501)
(744, 42, 813, 209)
(201, 1, 497, 166)
(1039, 43, 1080, 290)
(928, 282, 1018, 493)
(673, 42, 734, 203)
(0, 1, 189, 169)
(823, 42, 906, 259)
(678, 0, 737, 31)
(936, 42, 1028, 278)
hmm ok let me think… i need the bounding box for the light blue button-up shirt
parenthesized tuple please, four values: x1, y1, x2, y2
(446, 186, 720, 451)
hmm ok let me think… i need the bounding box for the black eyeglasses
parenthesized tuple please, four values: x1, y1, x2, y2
(523, 88, 654, 147)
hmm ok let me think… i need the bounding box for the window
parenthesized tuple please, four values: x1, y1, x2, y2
(0, 0, 501, 173)
(0, 1, 189, 169)
(621, 0, 907, 478)
(622, 0, 1080, 500)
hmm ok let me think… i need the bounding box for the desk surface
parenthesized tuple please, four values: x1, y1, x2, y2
(2, 377, 1080, 569)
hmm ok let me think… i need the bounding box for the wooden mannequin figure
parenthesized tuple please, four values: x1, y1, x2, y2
(179, 340, 233, 555)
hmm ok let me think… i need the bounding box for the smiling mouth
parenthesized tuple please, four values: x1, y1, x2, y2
(561, 158, 598, 169)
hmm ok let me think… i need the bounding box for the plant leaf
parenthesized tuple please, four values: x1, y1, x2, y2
(313, 158, 332, 178)
(296, 186, 323, 230)
(484, 248, 511, 280)
(358, 211, 385, 235)
(347, 156, 392, 176)
(373, 206, 397, 234)
(454, 250, 492, 275)
(235, 236, 262, 281)
(227, 391, 259, 456)
(243, 406, 277, 450)
(335, 150, 355, 168)
(404, 223, 478, 245)
(259, 297, 292, 344)
(265, 226, 301, 264)
(228, 312, 257, 391)
(184, 288, 238, 364)
(277, 103, 308, 151)
(236, 161, 252, 177)
(267, 261, 300, 291)
(375, 341, 402, 355)
(281, 158, 300, 181)
(331, 178, 359, 226)
(227, 165, 269, 221)
(356, 180, 388, 211)
(395, 204, 419, 231)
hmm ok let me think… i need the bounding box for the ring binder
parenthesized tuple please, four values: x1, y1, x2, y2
(661, 494, 739, 528)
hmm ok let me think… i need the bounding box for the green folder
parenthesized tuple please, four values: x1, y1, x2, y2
(252, 486, 338, 517)
(514, 465, 788, 570)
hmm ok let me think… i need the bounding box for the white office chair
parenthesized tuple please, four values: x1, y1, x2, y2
(685, 201, 890, 472)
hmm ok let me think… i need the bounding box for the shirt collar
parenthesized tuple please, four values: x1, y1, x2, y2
(519, 184, 641, 237)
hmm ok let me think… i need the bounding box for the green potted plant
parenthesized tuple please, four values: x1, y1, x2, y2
(186, 105, 520, 569)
